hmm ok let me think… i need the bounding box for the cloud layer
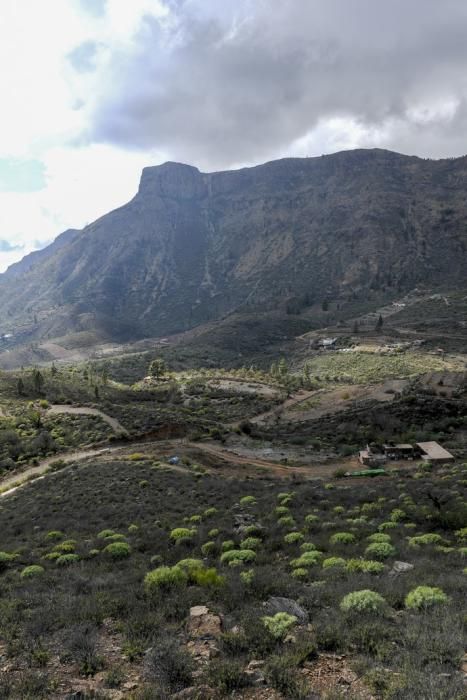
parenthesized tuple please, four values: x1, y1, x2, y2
(82, 0, 467, 168)
(2, 0, 467, 271)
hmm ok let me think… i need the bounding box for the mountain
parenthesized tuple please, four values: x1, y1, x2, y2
(3, 228, 80, 279)
(1, 148, 467, 343)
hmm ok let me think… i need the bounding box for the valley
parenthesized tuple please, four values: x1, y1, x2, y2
(0, 308, 465, 698)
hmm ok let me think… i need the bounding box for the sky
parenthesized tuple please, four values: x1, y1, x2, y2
(1, 0, 467, 271)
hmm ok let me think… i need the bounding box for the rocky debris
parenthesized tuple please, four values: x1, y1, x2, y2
(188, 605, 222, 638)
(302, 653, 376, 699)
(388, 561, 414, 576)
(461, 652, 467, 678)
(263, 596, 309, 624)
(172, 685, 216, 699)
(187, 606, 222, 665)
(245, 659, 266, 687)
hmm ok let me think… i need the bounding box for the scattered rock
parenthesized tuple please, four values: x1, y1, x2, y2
(245, 659, 266, 687)
(188, 605, 222, 639)
(264, 597, 308, 624)
(388, 561, 414, 576)
(172, 685, 215, 699)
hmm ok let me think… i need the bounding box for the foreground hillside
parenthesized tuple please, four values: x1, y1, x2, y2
(1, 148, 467, 346)
(0, 457, 466, 699)
(0, 340, 465, 698)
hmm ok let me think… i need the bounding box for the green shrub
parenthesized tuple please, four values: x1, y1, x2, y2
(0, 551, 18, 571)
(45, 530, 64, 540)
(239, 496, 256, 506)
(20, 564, 45, 579)
(340, 589, 387, 615)
(455, 527, 467, 541)
(53, 541, 76, 553)
(345, 559, 385, 574)
(364, 542, 396, 559)
(300, 542, 317, 552)
(322, 557, 346, 569)
(204, 507, 218, 518)
(201, 541, 216, 556)
(240, 537, 262, 549)
(408, 533, 446, 548)
(220, 549, 256, 566)
(56, 554, 80, 566)
(284, 532, 304, 544)
(291, 550, 322, 568)
(104, 542, 131, 559)
(304, 514, 319, 527)
(262, 612, 297, 639)
(144, 566, 187, 593)
(191, 567, 225, 588)
(405, 586, 449, 610)
(291, 567, 308, 579)
(221, 540, 236, 552)
(208, 528, 220, 538)
(390, 508, 406, 522)
(367, 533, 391, 543)
(330, 532, 356, 545)
(278, 516, 296, 527)
(170, 527, 195, 541)
(128, 524, 139, 533)
(275, 506, 289, 515)
(378, 521, 398, 531)
(240, 569, 255, 585)
(97, 529, 116, 539)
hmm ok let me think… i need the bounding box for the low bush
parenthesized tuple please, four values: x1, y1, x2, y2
(56, 553, 80, 566)
(330, 532, 356, 545)
(144, 566, 187, 593)
(364, 542, 396, 559)
(20, 564, 45, 579)
(405, 586, 449, 611)
(220, 549, 256, 566)
(284, 532, 304, 544)
(104, 542, 131, 559)
(262, 612, 297, 639)
(322, 557, 346, 569)
(340, 589, 387, 615)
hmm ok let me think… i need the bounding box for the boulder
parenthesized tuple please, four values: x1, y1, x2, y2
(388, 561, 414, 576)
(264, 597, 308, 624)
(188, 605, 222, 638)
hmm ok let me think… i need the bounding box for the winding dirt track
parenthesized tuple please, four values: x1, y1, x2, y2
(47, 405, 128, 434)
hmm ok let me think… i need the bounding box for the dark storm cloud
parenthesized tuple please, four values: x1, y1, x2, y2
(86, 0, 467, 167)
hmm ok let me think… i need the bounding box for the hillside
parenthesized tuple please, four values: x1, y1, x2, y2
(1, 148, 467, 346)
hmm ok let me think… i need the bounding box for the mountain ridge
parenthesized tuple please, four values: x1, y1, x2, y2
(1, 148, 467, 344)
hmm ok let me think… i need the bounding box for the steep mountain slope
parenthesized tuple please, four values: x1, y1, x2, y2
(1, 148, 467, 342)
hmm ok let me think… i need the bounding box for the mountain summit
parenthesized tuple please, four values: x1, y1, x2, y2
(1, 148, 467, 343)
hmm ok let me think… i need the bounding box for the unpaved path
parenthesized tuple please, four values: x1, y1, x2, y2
(0, 447, 112, 497)
(205, 378, 282, 398)
(47, 405, 128, 434)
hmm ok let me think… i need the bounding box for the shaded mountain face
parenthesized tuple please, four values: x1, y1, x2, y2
(1, 148, 467, 342)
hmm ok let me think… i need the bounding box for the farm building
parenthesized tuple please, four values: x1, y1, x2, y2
(383, 444, 416, 460)
(416, 442, 454, 462)
(359, 446, 387, 467)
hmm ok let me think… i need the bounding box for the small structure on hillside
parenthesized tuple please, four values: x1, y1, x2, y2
(416, 441, 454, 462)
(359, 445, 387, 467)
(359, 441, 454, 465)
(319, 337, 337, 349)
(383, 443, 416, 460)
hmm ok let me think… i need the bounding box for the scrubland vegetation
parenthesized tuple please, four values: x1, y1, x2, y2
(0, 456, 466, 698)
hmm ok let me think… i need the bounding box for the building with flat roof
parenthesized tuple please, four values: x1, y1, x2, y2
(416, 442, 454, 462)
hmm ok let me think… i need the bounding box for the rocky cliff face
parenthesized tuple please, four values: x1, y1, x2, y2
(1, 148, 467, 341)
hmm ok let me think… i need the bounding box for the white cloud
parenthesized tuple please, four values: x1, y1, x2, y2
(1, 0, 467, 272)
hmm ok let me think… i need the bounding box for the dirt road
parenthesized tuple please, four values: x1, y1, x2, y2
(47, 405, 128, 434)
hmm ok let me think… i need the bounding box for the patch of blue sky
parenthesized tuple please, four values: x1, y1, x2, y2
(0, 158, 46, 192)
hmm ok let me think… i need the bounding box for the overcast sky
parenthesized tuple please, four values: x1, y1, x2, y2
(1, 0, 467, 271)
